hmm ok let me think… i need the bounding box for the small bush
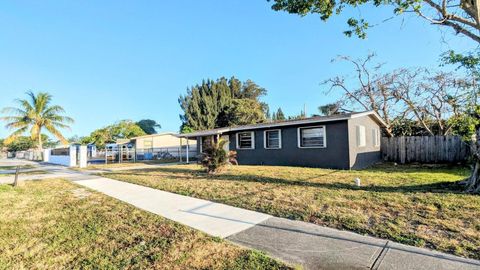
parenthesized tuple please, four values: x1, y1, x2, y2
(200, 139, 237, 174)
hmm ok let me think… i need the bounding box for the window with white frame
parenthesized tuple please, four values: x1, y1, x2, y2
(298, 126, 326, 148)
(372, 128, 380, 147)
(264, 129, 281, 149)
(356, 125, 366, 147)
(236, 131, 254, 149)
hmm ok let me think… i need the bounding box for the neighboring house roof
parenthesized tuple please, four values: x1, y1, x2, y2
(180, 111, 387, 138)
(130, 132, 179, 140)
(116, 138, 133, 144)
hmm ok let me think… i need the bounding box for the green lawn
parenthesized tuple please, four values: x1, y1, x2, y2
(0, 180, 291, 270)
(80, 160, 179, 171)
(100, 164, 480, 260)
(0, 169, 48, 177)
(0, 165, 35, 170)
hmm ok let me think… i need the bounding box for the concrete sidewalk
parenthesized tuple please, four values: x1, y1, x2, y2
(1, 159, 479, 270)
(70, 175, 480, 270)
(73, 176, 271, 238)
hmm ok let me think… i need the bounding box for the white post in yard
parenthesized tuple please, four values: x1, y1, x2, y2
(79, 145, 87, 168)
(179, 137, 183, 162)
(43, 149, 50, 163)
(186, 138, 189, 164)
(69, 145, 77, 167)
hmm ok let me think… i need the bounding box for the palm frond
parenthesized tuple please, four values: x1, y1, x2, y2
(3, 127, 28, 144)
(2, 91, 73, 145)
(35, 92, 52, 114)
(44, 123, 68, 144)
(14, 98, 34, 113)
(1, 106, 27, 116)
(5, 121, 29, 130)
(42, 105, 65, 115)
(0, 115, 28, 123)
(50, 121, 72, 130)
(43, 114, 74, 124)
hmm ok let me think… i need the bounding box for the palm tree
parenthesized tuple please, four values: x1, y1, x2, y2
(1, 91, 74, 150)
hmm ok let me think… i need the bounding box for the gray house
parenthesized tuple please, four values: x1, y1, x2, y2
(180, 111, 387, 169)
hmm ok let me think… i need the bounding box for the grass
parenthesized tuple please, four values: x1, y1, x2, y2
(100, 163, 480, 260)
(0, 179, 291, 270)
(0, 170, 48, 177)
(83, 160, 180, 170)
(0, 165, 35, 170)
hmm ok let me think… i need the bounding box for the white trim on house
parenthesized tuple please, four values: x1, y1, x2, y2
(180, 111, 387, 138)
(131, 132, 179, 139)
(350, 111, 387, 127)
(356, 125, 366, 147)
(199, 136, 203, 153)
(263, 129, 282, 149)
(372, 128, 380, 147)
(236, 131, 255, 150)
(297, 125, 327, 149)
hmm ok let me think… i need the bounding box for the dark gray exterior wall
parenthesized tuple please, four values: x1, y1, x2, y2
(347, 115, 382, 169)
(225, 120, 351, 169)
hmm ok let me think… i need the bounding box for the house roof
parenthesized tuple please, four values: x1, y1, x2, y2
(179, 111, 387, 138)
(130, 132, 179, 140)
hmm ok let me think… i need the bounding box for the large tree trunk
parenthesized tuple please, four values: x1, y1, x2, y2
(465, 126, 480, 193)
(37, 133, 43, 151)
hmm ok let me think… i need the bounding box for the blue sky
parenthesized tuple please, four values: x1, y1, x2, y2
(0, 1, 475, 139)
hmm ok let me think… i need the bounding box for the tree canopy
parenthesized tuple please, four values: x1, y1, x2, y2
(179, 77, 268, 131)
(136, 119, 161, 135)
(81, 120, 146, 148)
(268, 0, 480, 43)
(0, 91, 73, 150)
(3, 135, 57, 152)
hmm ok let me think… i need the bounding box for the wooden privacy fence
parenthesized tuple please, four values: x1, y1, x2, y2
(381, 136, 470, 164)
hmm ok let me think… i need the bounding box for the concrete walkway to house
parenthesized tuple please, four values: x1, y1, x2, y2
(1, 159, 479, 270)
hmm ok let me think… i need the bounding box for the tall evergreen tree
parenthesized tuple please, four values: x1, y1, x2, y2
(274, 108, 286, 121)
(179, 77, 268, 131)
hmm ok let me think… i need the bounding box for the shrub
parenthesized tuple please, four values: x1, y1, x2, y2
(200, 139, 237, 174)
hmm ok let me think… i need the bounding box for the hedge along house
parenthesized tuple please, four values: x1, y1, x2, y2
(180, 111, 387, 169)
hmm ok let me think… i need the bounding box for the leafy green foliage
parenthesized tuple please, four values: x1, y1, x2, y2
(82, 120, 146, 148)
(218, 99, 266, 127)
(442, 50, 480, 76)
(441, 50, 480, 140)
(448, 107, 480, 140)
(268, 0, 480, 43)
(136, 119, 161, 135)
(179, 77, 268, 131)
(201, 139, 237, 174)
(0, 91, 73, 150)
(4, 135, 58, 151)
(4, 136, 36, 151)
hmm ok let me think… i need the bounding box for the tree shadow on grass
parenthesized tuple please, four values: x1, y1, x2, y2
(105, 167, 470, 195)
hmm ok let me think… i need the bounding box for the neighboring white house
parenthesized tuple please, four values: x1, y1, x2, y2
(130, 133, 196, 160)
